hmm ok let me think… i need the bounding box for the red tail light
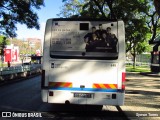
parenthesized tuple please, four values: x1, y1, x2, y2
(122, 72, 126, 90)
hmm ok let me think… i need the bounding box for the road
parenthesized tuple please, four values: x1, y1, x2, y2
(0, 75, 159, 119)
(122, 74, 160, 120)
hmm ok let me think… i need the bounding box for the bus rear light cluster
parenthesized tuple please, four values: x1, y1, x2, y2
(122, 72, 126, 90)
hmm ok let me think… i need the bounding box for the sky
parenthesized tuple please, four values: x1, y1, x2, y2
(16, 0, 64, 40)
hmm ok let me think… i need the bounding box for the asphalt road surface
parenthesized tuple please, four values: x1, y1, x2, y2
(0, 75, 159, 120)
(123, 73, 160, 120)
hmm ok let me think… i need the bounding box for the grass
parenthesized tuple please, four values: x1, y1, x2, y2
(126, 65, 151, 72)
(0, 62, 7, 67)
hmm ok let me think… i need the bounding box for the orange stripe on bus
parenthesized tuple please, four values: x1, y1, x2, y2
(104, 84, 110, 89)
(59, 83, 65, 87)
(93, 83, 117, 89)
(93, 84, 101, 89)
(64, 82, 72, 88)
(49, 82, 72, 88)
(55, 82, 62, 87)
(109, 84, 116, 89)
(114, 84, 117, 88)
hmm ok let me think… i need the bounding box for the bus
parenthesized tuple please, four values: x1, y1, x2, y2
(41, 18, 125, 106)
(151, 51, 160, 72)
(150, 34, 160, 73)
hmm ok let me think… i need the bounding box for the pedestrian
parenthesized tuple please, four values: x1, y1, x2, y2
(7, 61, 10, 67)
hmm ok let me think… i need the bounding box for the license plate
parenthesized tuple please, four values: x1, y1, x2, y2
(74, 93, 92, 98)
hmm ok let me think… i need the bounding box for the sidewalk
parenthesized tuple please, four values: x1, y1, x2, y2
(126, 72, 160, 80)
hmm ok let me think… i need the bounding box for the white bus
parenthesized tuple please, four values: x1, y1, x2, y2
(41, 18, 125, 106)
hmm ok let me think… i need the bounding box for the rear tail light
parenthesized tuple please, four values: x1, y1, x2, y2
(122, 72, 126, 90)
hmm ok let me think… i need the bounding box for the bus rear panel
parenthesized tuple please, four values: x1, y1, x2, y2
(42, 18, 125, 106)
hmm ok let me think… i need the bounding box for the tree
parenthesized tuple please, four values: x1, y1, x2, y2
(58, 0, 84, 18)
(0, 0, 44, 37)
(81, 0, 109, 18)
(154, 0, 160, 16)
(0, 35, 10, 56)
(145, 0, 160, 43)
(0, 35, 9, 45)
(60, 0, 114, 18)
(11, 38, 41, 55)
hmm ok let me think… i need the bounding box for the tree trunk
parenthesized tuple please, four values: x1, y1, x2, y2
(133, 47, 136, 69)
(133, 54, 136, 69)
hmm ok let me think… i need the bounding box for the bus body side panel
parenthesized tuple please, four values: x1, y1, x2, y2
(117, 21, 125, 105)
(41, 19, 53, 102)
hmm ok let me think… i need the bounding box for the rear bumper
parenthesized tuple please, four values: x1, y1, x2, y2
(41, 89, 125, 106)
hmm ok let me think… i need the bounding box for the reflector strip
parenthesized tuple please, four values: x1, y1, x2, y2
(49, 82, 72, 88)
(49, 87, 118, 92)
(93, 84, 117, 89)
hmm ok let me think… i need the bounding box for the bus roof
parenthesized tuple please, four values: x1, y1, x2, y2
(47, 18, 122, 22)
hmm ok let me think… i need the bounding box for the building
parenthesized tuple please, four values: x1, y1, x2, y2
(27, 38, 41, 48)
(26, 38, 42, 55)
(4, 44, 19, 63)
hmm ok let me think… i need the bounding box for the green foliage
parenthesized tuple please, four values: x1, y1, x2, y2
(0, 0, 44, 37)
(57, 0, 84, 18)
(113, 0, 151, 53)
(0, 35, 10, 46)
(0, 35, 6, 45)
(11, 38, 41, 55)
(0, 35, 10, 55)
(145, 0, 160, 43)
(126, 65, 150, 72)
